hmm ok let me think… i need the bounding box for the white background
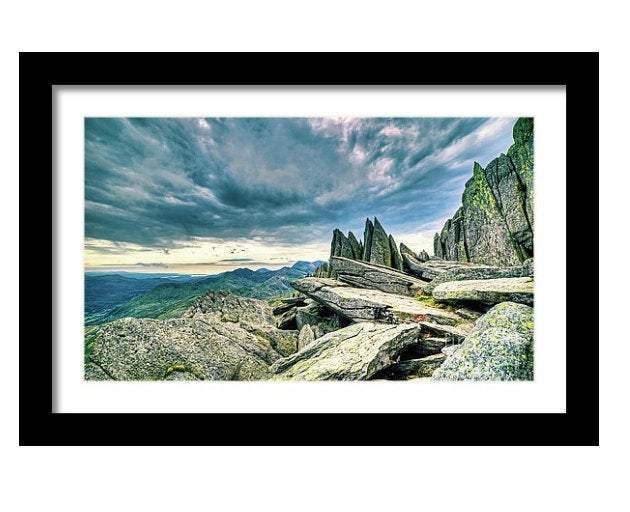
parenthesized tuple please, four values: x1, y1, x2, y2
(55, 86, 566, 414)
(2, 2, 625, 512)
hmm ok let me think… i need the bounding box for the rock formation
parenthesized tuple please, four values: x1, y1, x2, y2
(434, 117, 534, 266)
(328, 217, 407, 272)
(86, 292, 298, 381)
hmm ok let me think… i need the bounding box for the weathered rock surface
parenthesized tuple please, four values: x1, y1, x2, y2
(329, 256, 430, 296)
(294, 302, 341, 336)
(374, 353, 447, 380)
(369, 217, 392, 267)
(434, 118, 534, 266)
(363, 218, 374, 261)
(432, 277, 534, 306)
(272, 296, 307, 315)
(86, 292, 298, 381)
(433, 302, 534, 380)
(403, 256, 492, 281)
(426, 261, 534, 291)
(347, 231, 362, 260)
(415, 321, 471, 343)
(418, 249, 430, 262)
(271, 322, 422, 380)
(291, 277, 460, 325)
(298, 324, 316, 351)
(389, 234, 403, 271)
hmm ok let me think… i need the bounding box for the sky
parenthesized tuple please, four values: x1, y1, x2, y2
(85, 117, 516, 274)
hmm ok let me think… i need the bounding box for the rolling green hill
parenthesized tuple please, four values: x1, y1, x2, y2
(85, 261, 324, 325)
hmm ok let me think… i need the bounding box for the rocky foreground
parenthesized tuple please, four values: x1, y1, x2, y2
(85, 253, 534, 381)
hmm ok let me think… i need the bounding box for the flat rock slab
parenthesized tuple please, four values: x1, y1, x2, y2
(330, 256, 430, 296)
(403, 255, 493, 281)
(271, 323, 422, 380)
(432, 277, 534, 306)
(291, 277, 461, 326)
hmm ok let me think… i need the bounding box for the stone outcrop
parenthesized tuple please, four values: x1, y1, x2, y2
(432, 277, 534, 306)
(433, 302, 534, 380)
(329, 256, 430, 296)
(417, 249, 430, 262)
(271, 322, 422, 380)
(86, 292, 299, 381)
(291, 277, 460, 325)
(434, 118, 534, 266)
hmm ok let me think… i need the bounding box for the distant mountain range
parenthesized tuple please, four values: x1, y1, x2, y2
(85, 261, 325, 326)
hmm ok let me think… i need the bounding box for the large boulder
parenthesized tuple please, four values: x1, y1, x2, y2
(86, 292, 298, 381)
(291, 277, 460, 325)
(329, 256, 430, 296)
(271, 322, 422, 380)
(432, 277, 534, 306)
(433, 302, 534, 380)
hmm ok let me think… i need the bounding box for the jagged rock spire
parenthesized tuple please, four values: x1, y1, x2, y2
(362, 218, 374, 261)
(347, 231, 362, 260)
(388, 234, 403, 271)
(369, 217, 392, 267)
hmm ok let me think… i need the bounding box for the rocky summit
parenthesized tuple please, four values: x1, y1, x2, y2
(85, 118, 535, 382)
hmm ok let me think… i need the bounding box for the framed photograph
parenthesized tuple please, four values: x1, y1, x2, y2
(20, 52, 598, 445)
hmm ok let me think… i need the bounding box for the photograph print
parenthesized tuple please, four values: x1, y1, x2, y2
(84, 116, 534, 382)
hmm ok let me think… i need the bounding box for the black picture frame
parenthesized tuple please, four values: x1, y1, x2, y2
(19, 52, 599, 446)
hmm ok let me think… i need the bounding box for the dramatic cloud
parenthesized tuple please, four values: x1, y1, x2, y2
(85, 117, 516, 270)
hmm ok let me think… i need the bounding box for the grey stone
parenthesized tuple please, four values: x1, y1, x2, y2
(347, 231, 362, 260)
(271, 323, 422, 380)
(297, 324, 316, 351)
(433, 302, 534, 381)
(363, 218, 374, 261)
(375, 353, 447, 380)
(432, 277, 534, 306)
(369, 217, 392, 267)
(291, 277, 461, 325)
(389, 234, 403, 271)
(86, 292, 299, 381)
(329, 256, 430, 296)
(433, 118, 534, 266)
